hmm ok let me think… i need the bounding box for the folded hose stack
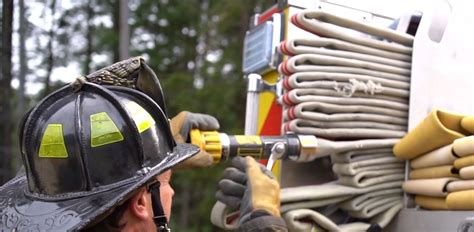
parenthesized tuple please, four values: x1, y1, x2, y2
(277, 10, 414, 231)
(395, 110, 474, 210)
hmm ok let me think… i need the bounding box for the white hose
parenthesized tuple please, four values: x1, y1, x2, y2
(281, 180, 403, 203)
(281, 92, 409, 111)
(283, 88, 409, 105)
(283, 54, 411, 76)
(283, 201, 403, 231)
(285, 122, 406, 139)
(285, 71, 409, 90)
(331, 148, 394, 163)
(347, 196, 402, 218)
(293, 10, 414, 49)
(279, 38, 412, 64)
(285, 101, 408, 118)
(338, 172, 405, 188)
(285, 118, 407, 130)
(279, 59, 410, 81)
(339, 188, 403, 211)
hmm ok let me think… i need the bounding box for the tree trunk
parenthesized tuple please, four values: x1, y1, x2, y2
(112, 0, 120, 62)
(178, 181, 190, 229)
(84, 0, 93, 74)
(118, 0, 129, 60)
(43, 0, 56, 97)
(0, 0, 14, 184)
(192, 0, 209, 89)
(239, 4, 251, 40)
(18, 0, 27, 114)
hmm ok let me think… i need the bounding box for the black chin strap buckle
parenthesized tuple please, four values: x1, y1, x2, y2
(155, 222, 170, 232)
(153, 215, 170, 232)
(157, 224, 171, 232)
(147, 181, 171, 232)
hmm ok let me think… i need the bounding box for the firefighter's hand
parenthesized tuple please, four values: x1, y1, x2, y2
(170, 111, 220, 169)
(216, 156, 281, 225)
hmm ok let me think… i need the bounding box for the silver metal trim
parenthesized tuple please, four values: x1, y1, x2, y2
(245, 74, 262, 135)
(219, 133, 230, 161)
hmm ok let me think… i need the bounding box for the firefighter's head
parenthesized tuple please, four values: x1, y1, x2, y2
(0, 81, 199, 231)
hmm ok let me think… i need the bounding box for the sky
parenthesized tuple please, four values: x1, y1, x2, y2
(11, 0, 109, 95)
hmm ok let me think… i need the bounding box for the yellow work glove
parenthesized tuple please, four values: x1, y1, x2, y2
(170, 111, 220, 169)
(216, 156, 281, 225)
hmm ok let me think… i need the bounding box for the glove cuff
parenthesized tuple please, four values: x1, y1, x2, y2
(238, 214, 287, 232)
(169, 111, 189, 143)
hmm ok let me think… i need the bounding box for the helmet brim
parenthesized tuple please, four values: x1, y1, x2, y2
(0, 143, 199, 231)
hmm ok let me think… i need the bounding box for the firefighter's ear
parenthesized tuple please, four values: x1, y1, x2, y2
(129, 188, 153, 221)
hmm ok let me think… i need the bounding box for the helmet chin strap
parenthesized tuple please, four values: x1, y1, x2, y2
(148, 181, 171, 232)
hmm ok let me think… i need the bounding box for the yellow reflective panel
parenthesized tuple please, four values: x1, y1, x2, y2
(90, 112, 124, 147)
(126, 102, 156, 133)
(39, 124, 68, 158)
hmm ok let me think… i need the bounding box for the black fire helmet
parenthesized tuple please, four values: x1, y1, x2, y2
(0, 81, 199, 231)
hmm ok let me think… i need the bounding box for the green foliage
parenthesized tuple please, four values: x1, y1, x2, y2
(126, 1, 273, 230)
(169, 163, 227, 231)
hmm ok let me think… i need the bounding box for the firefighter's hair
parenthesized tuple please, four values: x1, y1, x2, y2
(81, 199, 130, 232)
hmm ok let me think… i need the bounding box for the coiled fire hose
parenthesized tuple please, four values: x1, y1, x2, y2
(274, 9, 414, 231)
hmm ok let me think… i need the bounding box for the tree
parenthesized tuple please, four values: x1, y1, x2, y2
(118, 0, 130, 60)
(43, 0, 57, 97)
(18, 0, 27, 114)
(84, 0, 94, 74)
(0, 0, 14, 184)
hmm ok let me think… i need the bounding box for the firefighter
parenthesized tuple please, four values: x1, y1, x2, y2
(0, 79, 286, 231)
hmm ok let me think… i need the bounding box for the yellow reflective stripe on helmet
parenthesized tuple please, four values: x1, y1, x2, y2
(90, 112, 124, 147)
(126, 102, 156, 133)
(39, 124, 68, 158)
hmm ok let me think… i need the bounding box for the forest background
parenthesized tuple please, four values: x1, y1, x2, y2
(0, 0, 273, 230)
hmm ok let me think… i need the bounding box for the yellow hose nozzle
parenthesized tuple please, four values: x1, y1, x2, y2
(190, 129, 223, 163)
